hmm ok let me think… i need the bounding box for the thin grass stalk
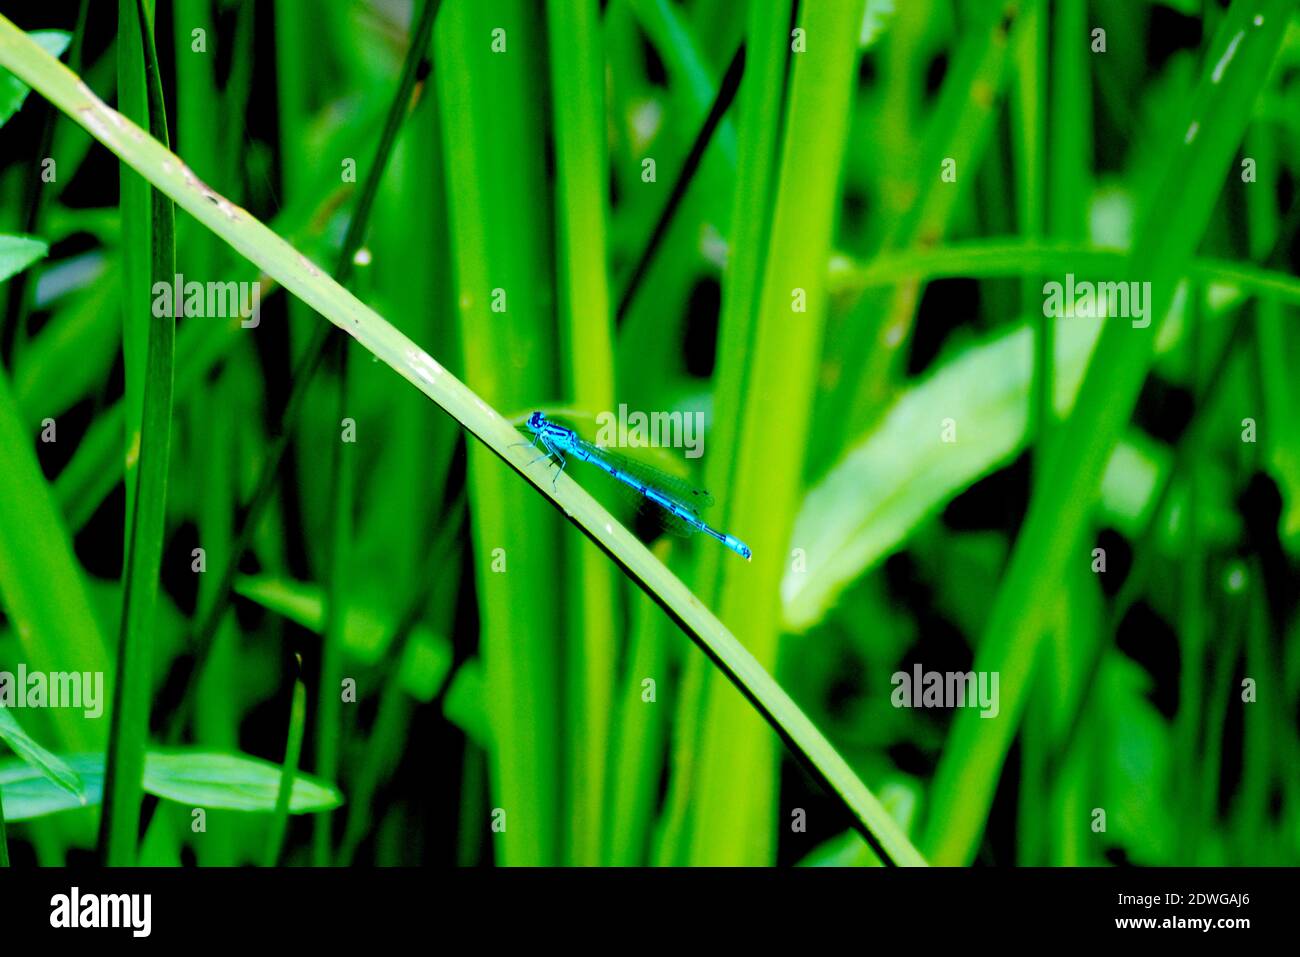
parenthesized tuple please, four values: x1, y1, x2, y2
(266, 669, 308, 866)
(1011, 1, 1048, 863)
(546, 0, 617, 866)
(655, 0, 791, 868)
(1049, 0, 1091, 240)
(313, 340, 353, 866)
(836, 239, 1300, 306)
(99, 0, 176, 866)
(116, 0, 151, 527)
(173, 0, 219, 277)
(685, 0, 869, 866)
(434, 0, 563, 866)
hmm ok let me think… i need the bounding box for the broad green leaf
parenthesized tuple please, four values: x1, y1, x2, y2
(1096, 434, 1166, 536)
(0, 30, 66, 126)
(0, 234, 47, 284)
(0, 707, 85, 801)
(782, 315, 1106, 631)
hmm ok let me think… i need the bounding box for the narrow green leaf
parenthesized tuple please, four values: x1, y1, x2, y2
(0, 369, 110, 750)
(434, 0, 562, 866)
(265, 676, 308, 865)
(685, 0, 883, 866)
(0, 708, 85, 801)
(0, 235, 47, 284)
(547, 0, 618, 867)
(147, 752, 344, 813)
(0, 30, 67, 126)
(99, 0, 177, 867)
(0, 751, 343, 821)
(835, 239, 1300, 309)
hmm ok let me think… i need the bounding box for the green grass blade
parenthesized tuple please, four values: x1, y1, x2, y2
(547, 0, 618, 867)
(0, 367, 110, 750)
(99, 0, 176, 866)
(835, 238, 1300, 307)
(434, 0, 562, 865)
(654, 0, 790, 867)
(265, 671, 307, 865)
(684, 0, 877, 866)
(603, 565, 669, 865)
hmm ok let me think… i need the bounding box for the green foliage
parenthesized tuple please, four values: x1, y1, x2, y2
(0, 0, 1296, 869)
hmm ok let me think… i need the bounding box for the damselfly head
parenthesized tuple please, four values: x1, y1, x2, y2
(526, 411, 546, 432)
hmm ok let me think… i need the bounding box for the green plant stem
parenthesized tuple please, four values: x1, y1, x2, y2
(836, 239, 1300, 307)
(313, 338, 352, 867)
(266, 671, 307, 866)
(435, 0, 562, 866)
(657, 0, 785, 865)
(685, 0, 868, 866)
(547, 0, 617, 866)
(99, 0, 175, 867)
